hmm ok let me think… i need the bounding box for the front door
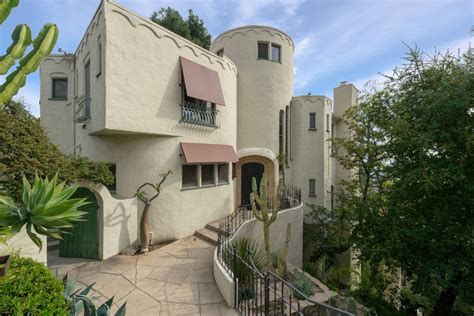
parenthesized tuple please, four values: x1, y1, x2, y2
(241, 163, 264, 206)
(59, 188, 98, 259)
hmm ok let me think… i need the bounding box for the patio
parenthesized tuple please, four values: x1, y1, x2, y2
(60, 236, 237, 315)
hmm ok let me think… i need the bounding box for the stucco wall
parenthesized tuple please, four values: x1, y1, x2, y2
(0, 229, 47, 264)
(289, 96, 333, 213)
(214, 203, 304, 307)
(211, 26, 293, 158)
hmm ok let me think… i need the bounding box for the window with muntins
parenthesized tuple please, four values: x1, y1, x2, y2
(182, 165, 198, 188)
(271, 44, 281, 62)
(201, 164, 215, 186)
(309, 112, 316, 129)
(309, 179, 316, 196)
(52, 78, 68, 99)
(258, 42, 269, 59)
(218, 164, 229, 184)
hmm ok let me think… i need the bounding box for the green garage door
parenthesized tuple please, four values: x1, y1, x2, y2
(59, 188, 98, 259)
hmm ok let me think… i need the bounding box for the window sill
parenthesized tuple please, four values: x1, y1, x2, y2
(218, 181, 230, 186)
(308, 194, 317, 197)
(256, 58, 282, 64)
(181, 185, 199, 191)
(49, 97, 68, 101)
(308, 128, 317, 131)
(201, 183, 215, 188)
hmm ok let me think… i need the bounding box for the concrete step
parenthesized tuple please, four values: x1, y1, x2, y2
(205, 221, 220, 233)
(47, 239, 59, 252)
(194, 228, 218, 246)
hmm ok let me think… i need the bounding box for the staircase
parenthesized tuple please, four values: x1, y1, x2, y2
(194, 220, 220, 245)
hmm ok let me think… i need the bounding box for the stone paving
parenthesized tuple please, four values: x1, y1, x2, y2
(67, 236, 237, 315)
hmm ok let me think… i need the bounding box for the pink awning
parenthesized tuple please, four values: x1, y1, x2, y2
(181, 142, 238, 163)
(180, 56, 226, 106)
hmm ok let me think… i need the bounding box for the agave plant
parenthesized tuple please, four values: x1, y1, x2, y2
(0, 174, 88, 251)
(63, 274, 127, 316)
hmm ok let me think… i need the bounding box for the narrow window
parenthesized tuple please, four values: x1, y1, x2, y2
(216, 48, 224, 57)
(309, 112, 316, 129)
(52, 78, 68, 99)
(331, 185, 335, 210)
(182, 165, 198, 188)
(84, 61, 91, 117)
(201, 164, 215, 186)
(271, 44, 281, 62)
(258, 42, 269, 60)
(279, 110, 284, 156)
(326, 114, 330, 132)
(309, 179, 316, 196)
(107, 164, 117, 193)
(218, 163, 229, 184)
(97, 42, 102, 76)
(285, 106, 289, 157)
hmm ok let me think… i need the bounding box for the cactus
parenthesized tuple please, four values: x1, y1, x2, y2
(273, 223, 292, 277)
(0, 1, 58, 106)
(250, 173, 285, 264)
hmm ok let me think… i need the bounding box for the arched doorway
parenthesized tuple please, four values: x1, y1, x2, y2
(241, 162, 264, 206)
(59, 187, 99, 259)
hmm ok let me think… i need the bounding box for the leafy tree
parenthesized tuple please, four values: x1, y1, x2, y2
(336, 48, 474, 315)
(0, 101, 114, 200)
(150, 7, 211, 49)
(0, 0, 58, 106)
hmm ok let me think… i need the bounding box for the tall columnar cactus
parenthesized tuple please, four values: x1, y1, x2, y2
(250, 173, 285, 264)
(0, 0, 58, 106)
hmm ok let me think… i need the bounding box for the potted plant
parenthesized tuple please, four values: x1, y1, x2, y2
(0, 174, 88, 276)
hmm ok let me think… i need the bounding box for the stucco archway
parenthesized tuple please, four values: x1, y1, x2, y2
(237, 155, 276, 206)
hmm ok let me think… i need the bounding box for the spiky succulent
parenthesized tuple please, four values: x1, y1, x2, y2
(0, 174, 88, 251)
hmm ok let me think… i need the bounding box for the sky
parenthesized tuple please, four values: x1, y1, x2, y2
(1, 0, 473, 117)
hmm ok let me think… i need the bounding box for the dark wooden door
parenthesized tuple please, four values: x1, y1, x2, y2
(59, 188, 98, 259)
(241, 163, 264, 206)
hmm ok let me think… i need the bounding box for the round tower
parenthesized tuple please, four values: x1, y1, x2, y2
(211, 25, 294, 204)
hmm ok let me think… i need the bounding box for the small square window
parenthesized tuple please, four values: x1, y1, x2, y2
(309, 112, 316, 129)
(271, 44, 281, 62)
(309, 179, 316, 196)
(216, 48, 224, 57)
(258, 42, 269, 59)
(182, 165, 198, 188)
(201, 164, 215, 186)
(52, 78, 68, 99)
(218, 164, 229, 184)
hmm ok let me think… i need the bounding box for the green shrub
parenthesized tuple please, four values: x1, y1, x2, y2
(0, 101, 114, 200)
(0, 257, 69, 314)
(291, 272, 315, 300)
(231, 237, 267, 282)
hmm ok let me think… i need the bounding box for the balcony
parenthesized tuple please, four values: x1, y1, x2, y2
(180, 101, 219, 128)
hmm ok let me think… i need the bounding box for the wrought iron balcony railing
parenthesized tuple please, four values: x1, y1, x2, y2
(180, 102, 219, 128)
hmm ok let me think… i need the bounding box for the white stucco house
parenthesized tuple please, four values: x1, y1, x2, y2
(39, 0, 357, 261)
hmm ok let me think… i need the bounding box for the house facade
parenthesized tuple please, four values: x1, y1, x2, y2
(40, 0, 357, 247)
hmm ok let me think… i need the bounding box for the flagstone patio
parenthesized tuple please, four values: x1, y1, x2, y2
(65, 236, 237, 315)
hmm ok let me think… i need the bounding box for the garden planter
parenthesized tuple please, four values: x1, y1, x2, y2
(0, 254, 11, 277)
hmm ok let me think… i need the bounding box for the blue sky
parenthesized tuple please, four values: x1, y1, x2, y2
(1, 0, 473, 116)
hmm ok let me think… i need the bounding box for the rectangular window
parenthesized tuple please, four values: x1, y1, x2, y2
(271, 44, 281, 62)
(331, 185, 335, 210)
(216, 48, 224, 57)
(309, 179, 316, 196)
(201, 164, 215, 186)
(97, 42, 102, 76)
(84, 61, 91, 117)
(52, 78, 68, 99)
(258, 42, 269, 59)
(107, 164, 117, 193)
(182, 165, 198, 188)
(218, 163, 229, 184)
(309, 112, 316, 129)
(232, 163, 237, 179)
(326, 114, 330, 132)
